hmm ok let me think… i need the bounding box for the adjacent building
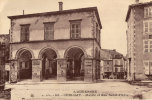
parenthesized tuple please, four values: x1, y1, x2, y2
(126, 1, 152, 81)
(0, 34, 9, 90)
(100, 49, 126, 79)
(8, 2, 102, 83)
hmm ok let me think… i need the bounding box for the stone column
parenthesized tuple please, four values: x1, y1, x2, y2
(10, 60, 18, 83)
(32, 59, 42, 82)
(57, 58, 67, 82)
(84, 58, 94, 82)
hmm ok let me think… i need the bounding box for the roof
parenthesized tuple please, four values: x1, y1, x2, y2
(8, 7, 102, 29)
(101, 49, 123, 55)
(0, 34, 9, 36)
(101, 49, 124, 59)
(126, 1, 152, 22)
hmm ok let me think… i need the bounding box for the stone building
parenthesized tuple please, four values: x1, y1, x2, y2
(0, 34, 9, 89)
(126, 1, 152, 81)
(8, 2, 102, 83)
(100, 49, 126, 79)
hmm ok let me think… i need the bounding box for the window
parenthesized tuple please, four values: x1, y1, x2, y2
(143, 21, 152, 34)
(144, 22, 148, 33)
(107, 67, 109, 72)
(144, 7, 152, 18)
(44, 22, 54, 40)
(115, 67, 118, 72)
(143, 61, 152, 75)
(70, 20, 81, 39)
(120, 67, 123, 72)
(107, 61, 109, 65)
(149, 35, 152, 39)
(20, 24, 30, 42)
(144, 40, 148, 52)
(115, 60, 118, 65)
(143, 40, 152, 52)
(144, 8, 149, 18)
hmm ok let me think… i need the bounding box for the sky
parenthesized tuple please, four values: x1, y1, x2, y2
(0, 0, 151, 55)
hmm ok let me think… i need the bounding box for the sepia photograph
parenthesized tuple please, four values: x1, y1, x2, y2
(0, 0, 152, 100)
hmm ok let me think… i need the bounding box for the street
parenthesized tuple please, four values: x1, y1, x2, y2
(4, 80, 152, 100)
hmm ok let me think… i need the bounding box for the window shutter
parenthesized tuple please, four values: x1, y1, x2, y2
(20, 25, 30, 42)
(144, 8, 148, 18)
(44, 23, 54, 40)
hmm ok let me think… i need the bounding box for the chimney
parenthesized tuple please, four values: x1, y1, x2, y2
(135, 0, 139, 3)
(58, 2, 63, 11)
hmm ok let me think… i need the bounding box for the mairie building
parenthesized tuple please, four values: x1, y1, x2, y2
(8, 2, 102, 83)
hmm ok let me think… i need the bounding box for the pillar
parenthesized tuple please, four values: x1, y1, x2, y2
(57, 58, 67, 82)
(84, 58, 96, 82)
(10, 60, 18, 83)
(32, 59, 42, 82)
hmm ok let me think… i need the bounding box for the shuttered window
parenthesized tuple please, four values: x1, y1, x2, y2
(20, 24, 30, 42)
(44, 22, 54, 40)
(70, 21, 81, 39)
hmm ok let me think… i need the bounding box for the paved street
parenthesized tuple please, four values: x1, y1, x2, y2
(4, 80, 152, 100)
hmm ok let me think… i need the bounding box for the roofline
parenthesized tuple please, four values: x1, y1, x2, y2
(126, 1, 152, 22)
(101, 49, 123, 56)
(0, 34, 9, 36)
(8, 7, 102, 29)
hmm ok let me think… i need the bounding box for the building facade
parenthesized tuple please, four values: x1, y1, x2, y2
(113, 55, 126, 79)
(8, 3, 102, 83)
(100, 49, 126, 79)
(0, 34, 9, 90)
(126, 1, 152, 81)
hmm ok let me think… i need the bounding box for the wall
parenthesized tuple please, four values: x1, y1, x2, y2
(127, 8, 136, 81)
(10, 11, 94, 43)
(10, 40, 94, 60)
(134, 6, 147, 80)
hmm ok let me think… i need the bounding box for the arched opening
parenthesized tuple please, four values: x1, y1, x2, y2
(41, 49, 57, 80)
(66, 47, 85, 81)
(18, 50, 32, 80)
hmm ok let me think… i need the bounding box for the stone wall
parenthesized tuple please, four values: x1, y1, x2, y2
(10, 12, 95, 43)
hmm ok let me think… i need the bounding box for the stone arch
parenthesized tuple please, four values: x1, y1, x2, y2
(64, 45, 86, 80)
(38, 47, 59, 59)
(15, 47, 35, 59)
(64, 45, 87, 58)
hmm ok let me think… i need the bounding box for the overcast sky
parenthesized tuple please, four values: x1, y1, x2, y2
(0, 0, 151, 55)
